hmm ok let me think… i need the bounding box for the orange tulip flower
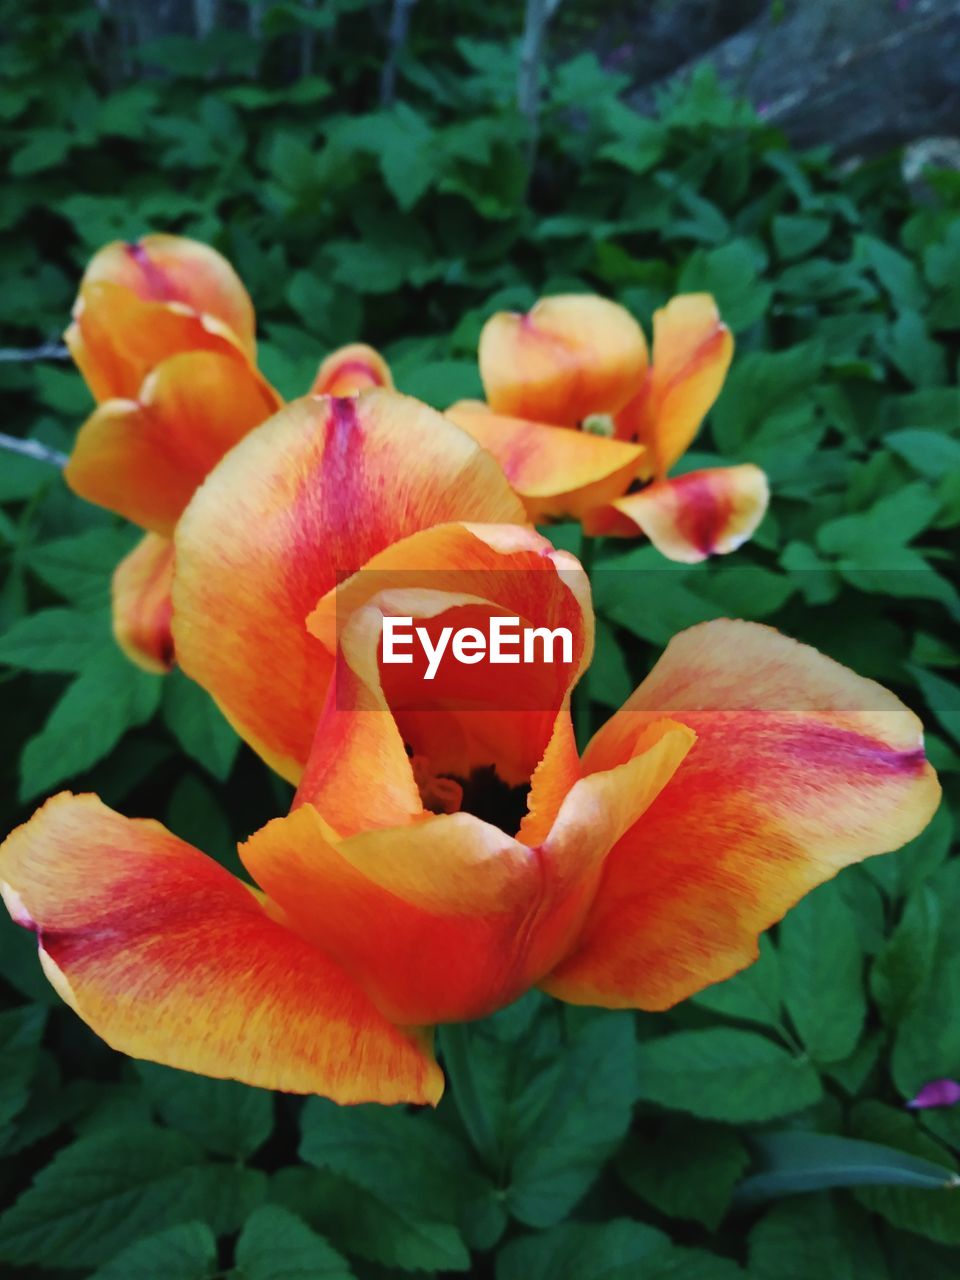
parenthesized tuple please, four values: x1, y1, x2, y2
(447, 292, 770, 563)
(61, 234, 394, 674)
(0, 389, 940, 1102)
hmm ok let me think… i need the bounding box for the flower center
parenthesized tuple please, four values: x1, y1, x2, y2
(410, 754, 531, 835)
(580, 412, 616, 437)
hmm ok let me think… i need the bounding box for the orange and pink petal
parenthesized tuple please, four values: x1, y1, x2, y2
(479, 295, 648, 428)
(112, 533, 176, 675)
(310, 343, 393, 396)
(0, 793, 441, 1102)
(543, 620, 941, 1010)
(583, 464, 770, 560)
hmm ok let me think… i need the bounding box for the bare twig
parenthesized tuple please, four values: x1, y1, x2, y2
(518, 0, 563, 180)
(0, 434, 68, 469)
(0, 343, 70, 363)
(380, 0, 419, 107)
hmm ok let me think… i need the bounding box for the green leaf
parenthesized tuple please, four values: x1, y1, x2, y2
(851, 1102, 960, 1246)
(677, 239, 772, 331)
(750, 1196, 891, 1280)
(855, 234, 927, 310)
(395, 359, 483, 408)
(0, 1124, 264, 1267)
(691, 935, 783, 1032)
(27, 528, 137, 605)
(739, 1130, 959, 1201)
(136, 1063, 274, 1161)
(772, 214, 831, 260)
(907, 664, 960, 745)
(0, 607, 111, 673)
(20, 648, 162, 799)
(871, 885, 941, 1026)
(618, 1117, 748, 1229)
(234, 1205, 353, 1279)
(497, 1218, 745, 1280)
(779, 879, 866, 1063)
(88, 1222, 217, 1280)
(635, 1028, 822, 1123)
(299, 1100, 474, 1271)
(0, 1006, 47, 1132)
(162, 670, 240, 781)
(886, 429, 960, 481)
(505, 1012, 640, 1227)
(881, 311, 947, 388)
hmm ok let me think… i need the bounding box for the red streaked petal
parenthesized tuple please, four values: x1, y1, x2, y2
(446, 401, 646, 524)
(584, 464, 770, 559)
(543, 620, 942, 1010)
(80, 235, 256, 357)
(112, 533, 175, 674)
(310, 343, 394, 396)
(172, 391, 526, 782)
(479, 295, 649, 427)
(0, 792, 441, 1102)
(65, 352, 281, 536)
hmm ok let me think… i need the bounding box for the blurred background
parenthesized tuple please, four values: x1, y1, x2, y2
(1, 2, 960, 1278)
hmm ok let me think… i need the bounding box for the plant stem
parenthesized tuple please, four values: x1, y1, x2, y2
(0, 434, 68, 468)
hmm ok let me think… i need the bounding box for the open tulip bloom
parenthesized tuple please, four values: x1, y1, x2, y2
(0, 368, 941, 1104)
(447, 293, 770, 563)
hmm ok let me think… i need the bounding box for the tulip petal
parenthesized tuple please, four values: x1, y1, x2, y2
(310, 343, 394, 396)
(67, 282, 250, 404)
(65, 352, 282, 537)
(242, 721, 691, 1025)
(543, 620, 941, 1009)
(0, 793, 441, 1103)
(446, 401, 646, 524)
(80, 235, 256, 357)
(584, 464, 770, 560)
(297, 521, 592, 834)
(112, 533, 175, 674)
(479, 295, 649, 427)
(172, 391, 526, 782)
(615, 294, 733, 477)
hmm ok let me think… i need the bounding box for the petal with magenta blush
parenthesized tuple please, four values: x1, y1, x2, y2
(112, 533, 176, 675)
(66, 282, 250, 404)
(446, 401, 646, 524)
(479, 295, 649, 427)
(65, 352, 282, 537)
(172, 391, 526, 782)
(616, 294, 733, 477)
(583, 464, 770, 560)
(0, 793, 441, 1102)
(310, 343, 394, 396)
(543, 620, 941, 1010)
(80, 235, 256, 357)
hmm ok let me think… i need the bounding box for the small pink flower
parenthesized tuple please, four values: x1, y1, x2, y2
(907, 1079, 960, 1109)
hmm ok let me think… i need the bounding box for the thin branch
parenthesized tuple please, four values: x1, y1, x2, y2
(0, 434, 68, 469)
(518, 0, 562, 180)
(0, 343, 70, 363)
(380, 0, 418, 107)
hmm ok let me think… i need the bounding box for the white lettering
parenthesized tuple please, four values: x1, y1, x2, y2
(420, 626, 453, 680)
(489, 615, 520, 663)
(452, 627, 486, 664)
(382, 616, 414, 663)
(524, 625, 572, 666)
(380, 616, 574, 676)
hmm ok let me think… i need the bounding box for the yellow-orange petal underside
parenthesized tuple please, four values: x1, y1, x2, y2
(446, 401, 646, 524)
(0, 793, 441, 1102)
(173, 390, 526, 782)
(66, 281, 251, 404)
(65, 351, 282, 537)
(310, 343, 394, 396)
(583, 464, 770, 560)
(543, 620, 941, 1010)
(615, 293, 733, 478)
(112, 533, 175, 674)
(242, 720, 692, 1026)
(79, 234, 256, 358)
(479, 295, 649, 428)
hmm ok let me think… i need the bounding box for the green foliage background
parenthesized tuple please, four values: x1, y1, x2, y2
(1, 1, 960, 1275)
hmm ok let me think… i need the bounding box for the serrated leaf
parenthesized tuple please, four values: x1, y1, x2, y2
(871, 885, 941, 1025)
(27, 528, 137, 605)
(162, 670, 240, 781)
(136, 1063, 274, 1161)
(88, 1222, 217, 1280)
(0, 1124, 264, 1267)
(779, 879, 866, 1063)
(234, 1205, 353, 1279)
(618, 1117, 748, 1229)
(691, 935, 782, 1031)
(750, 1196, 890, 1280)
(635, 1028, 822, 1123)
(0, 607, 110, 672)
